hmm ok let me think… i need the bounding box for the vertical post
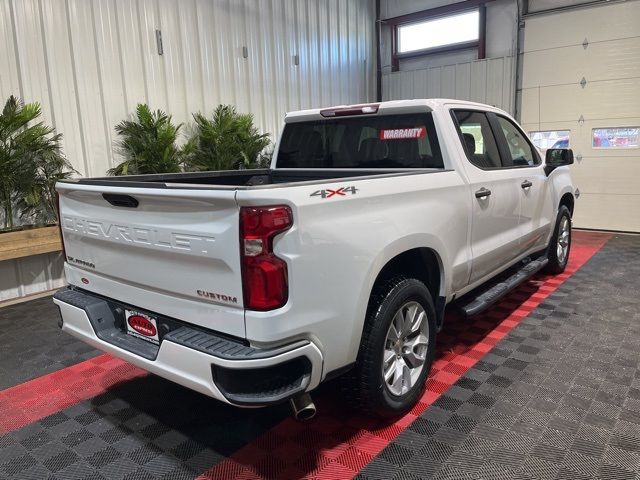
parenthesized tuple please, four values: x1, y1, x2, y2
(375, 0, 383, 101)
(391, 26, 400, 72)
(478, 4, 486, 59)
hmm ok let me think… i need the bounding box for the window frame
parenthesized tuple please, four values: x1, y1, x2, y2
(450, 109, 542, 171)
(396, 10, 480, 56)
(387, 1, 487, 72)
(491, 114, 542, 168)
(275, 112, 444, 170)
(591, 127, 640, 150)
(450, 109, 503, 170)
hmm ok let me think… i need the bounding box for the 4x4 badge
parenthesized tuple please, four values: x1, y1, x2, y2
(310, 186, 358, 199)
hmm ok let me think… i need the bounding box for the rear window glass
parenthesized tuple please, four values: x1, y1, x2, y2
(276, 113, 443, 169)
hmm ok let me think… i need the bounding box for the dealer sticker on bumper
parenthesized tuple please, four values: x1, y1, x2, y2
(125, 310, 160, 344)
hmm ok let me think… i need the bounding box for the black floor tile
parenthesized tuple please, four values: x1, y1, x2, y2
(0, 295, 100, 389)
(361, 234, 640, 480)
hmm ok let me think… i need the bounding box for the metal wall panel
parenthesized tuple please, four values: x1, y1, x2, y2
(382, 56, 516, 114)
(0, 0, 375, 303)
(0, 252, 66, 302)
(0, 0, 375, 177)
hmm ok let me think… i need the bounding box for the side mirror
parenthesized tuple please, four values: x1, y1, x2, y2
(545, 148, 574, 175)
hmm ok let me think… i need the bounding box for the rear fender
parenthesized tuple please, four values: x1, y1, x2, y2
(348, 234, 449, 360)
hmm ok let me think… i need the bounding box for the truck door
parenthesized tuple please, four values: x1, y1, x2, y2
(491, 114, 554, 253)
(452, 109, 524, 284)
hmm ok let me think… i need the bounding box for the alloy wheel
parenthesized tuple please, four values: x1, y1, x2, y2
(382, 301, 429, 396)
(557, 216, 570, 264)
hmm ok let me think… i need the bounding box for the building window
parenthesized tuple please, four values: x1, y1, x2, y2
(397, 10, 480, 54)
(529, 130, 571, 153)
(592, 127, 639, 148)
(388, 2, 487, 71)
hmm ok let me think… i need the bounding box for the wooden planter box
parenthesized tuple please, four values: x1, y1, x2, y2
(0, 226, 62, 262)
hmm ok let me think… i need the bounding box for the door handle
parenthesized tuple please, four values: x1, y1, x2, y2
(475, 187, 491, 199)
(102, 193, 139, 208)
(521, 180, 533, 189)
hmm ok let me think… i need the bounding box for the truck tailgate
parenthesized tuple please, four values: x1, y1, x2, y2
(57, 182, 245, 338)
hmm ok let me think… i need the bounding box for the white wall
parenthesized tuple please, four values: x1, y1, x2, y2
(0, 0, 376, 303)
(0, 0, 376, 178)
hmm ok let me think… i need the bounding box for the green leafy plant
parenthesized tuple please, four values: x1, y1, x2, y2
(184, 105, 271, 171)
(0, 95, 74, 229)
(109, 104, 186, 176)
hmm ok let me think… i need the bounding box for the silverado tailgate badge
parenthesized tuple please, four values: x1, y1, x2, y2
(62, 216, 216, 255)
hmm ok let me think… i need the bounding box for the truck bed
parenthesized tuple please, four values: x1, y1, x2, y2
(61, 168, 442, 190)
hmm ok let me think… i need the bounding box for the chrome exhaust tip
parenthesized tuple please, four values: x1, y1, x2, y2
(290, 393, 316, 421)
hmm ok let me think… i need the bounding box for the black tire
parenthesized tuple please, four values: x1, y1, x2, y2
(544, 205, 572, 274)
(342, 275, 437, 417)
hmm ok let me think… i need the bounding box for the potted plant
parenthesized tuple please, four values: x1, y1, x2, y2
(183, 104, 271, 171)
(0, 95, 74, 261)
(108, 104, 187, 176)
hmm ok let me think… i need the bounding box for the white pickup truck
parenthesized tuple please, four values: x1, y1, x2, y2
(53, 99, 575, 420)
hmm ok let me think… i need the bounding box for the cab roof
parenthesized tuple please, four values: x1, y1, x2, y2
(284, 99, 509, 123)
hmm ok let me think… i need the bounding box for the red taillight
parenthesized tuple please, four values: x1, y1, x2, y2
(240, 205, 293, 311)
(55, 192, 66, 260)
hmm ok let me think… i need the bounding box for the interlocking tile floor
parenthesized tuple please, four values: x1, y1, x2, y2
(0, 296, 98, 390)
(0, 374, 288, 480)
(0, 231, 638, 480)
(359, 234, 640, 480)
(198, 231, 610, 480)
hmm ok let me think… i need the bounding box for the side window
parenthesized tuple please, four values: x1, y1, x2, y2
(453, 110, 502, 169)
(496, 116, 539, 166)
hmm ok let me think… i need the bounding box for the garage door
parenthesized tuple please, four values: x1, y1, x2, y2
(520, 1, 640, 232)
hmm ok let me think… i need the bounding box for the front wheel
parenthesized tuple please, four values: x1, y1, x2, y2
(343, 276, 437, 417)
(544, 205, 572, 274)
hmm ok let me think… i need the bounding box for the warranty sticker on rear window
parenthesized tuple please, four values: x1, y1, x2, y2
(379, 127, 426, 140)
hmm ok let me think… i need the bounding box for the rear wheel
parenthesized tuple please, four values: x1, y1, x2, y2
(343, 276, 437, 417)
(544, 206, 572, 274)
